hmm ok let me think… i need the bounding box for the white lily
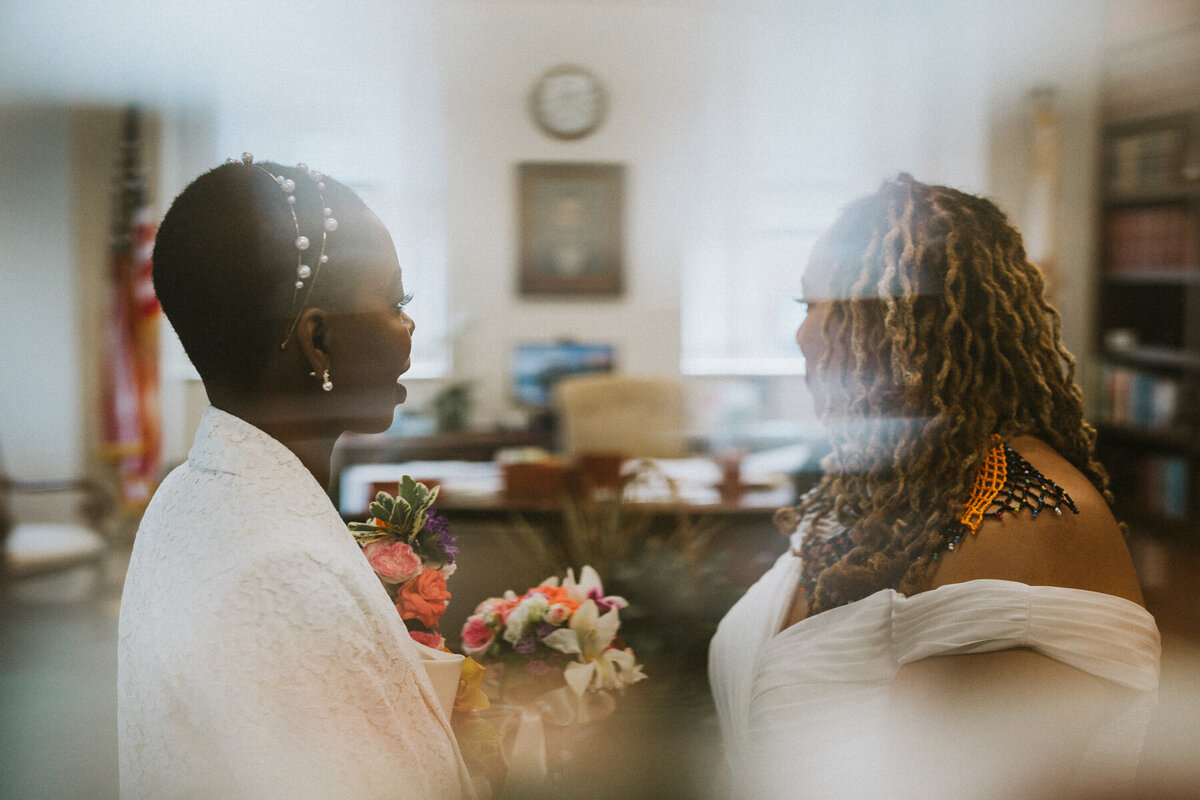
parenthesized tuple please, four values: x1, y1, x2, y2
(563, 644, 646, 695)
(545, 565, 629, 610)
(561, 565, 602, 604)
(540, 599, 646, 696)
(541, 598, 609, 657)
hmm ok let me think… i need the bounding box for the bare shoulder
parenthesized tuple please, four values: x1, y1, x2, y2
(927, 435, 1145, 605)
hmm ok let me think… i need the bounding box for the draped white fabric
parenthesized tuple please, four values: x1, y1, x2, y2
(118, 407, 474, 800)
(709, 528, 1161, 800)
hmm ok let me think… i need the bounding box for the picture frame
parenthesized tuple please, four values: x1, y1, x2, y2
(517, 162, 624, 296)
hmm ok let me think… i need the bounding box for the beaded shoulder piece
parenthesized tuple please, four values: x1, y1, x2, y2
(793, 435, 1079, 602)
(941, 434, 1079, 552)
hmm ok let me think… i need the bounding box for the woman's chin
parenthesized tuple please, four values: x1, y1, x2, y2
(344, 411, 397, 435)
(340, 398, 401, 435)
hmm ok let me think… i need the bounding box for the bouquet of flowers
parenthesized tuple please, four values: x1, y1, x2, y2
(349, 476, 459, 648)
(350, 478, 505, 793)
(461, 565, 647, 724)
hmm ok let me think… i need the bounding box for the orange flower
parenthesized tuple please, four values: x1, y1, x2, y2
(530, 585, 579, 612)
(395, 568, 451, 629)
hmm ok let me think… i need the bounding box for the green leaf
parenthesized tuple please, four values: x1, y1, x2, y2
(350, 531, 392, 546)
(391, 495, 412, 528)
(393, 475, 439, 535)
(353, 476, 442, 541)
(347, 522, 389, 533)
(369, 494, 395, 520)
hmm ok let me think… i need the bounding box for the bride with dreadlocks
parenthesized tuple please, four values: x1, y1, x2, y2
(709, 175, 1160, 800)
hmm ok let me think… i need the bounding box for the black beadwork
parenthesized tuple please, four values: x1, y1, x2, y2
(797, 441, 1080, 596)
(941, 442, 1078, 553)
(795, 525, 857, 605)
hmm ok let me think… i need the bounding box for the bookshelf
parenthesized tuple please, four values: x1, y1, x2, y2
(1094, 113, 1200, 535)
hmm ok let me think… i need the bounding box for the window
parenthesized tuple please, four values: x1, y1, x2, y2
(681, 186, 842, 376)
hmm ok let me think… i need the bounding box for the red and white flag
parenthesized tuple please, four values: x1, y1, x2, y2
(101, 108, 161, 508)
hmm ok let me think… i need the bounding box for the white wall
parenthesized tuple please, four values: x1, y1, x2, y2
(415, 0, 1107, 428)
(0, 108, 82, 477)
(428, 2, 712, 426)
(0, 0, 1117, 479)
(978, 1, 1107, 392)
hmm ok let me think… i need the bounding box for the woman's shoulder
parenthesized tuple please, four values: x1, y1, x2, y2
(927, 435, 1145, 606)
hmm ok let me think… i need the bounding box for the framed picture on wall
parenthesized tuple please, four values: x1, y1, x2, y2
(517, 162, 624, 296)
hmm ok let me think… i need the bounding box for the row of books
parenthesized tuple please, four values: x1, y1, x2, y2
(1105, 126, 1185, 194)
(1098, 364, 1181, 431)
(1104, 206, 1199, 273)
(1131, 455, 1190, 520)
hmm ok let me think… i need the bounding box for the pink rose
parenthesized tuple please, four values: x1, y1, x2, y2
(408, 630, 445, 650)
(460, 614, 495, 656)
(475, 597, 520, 622)
(546, 603, 572, 626)
(363, 539, 423, 584)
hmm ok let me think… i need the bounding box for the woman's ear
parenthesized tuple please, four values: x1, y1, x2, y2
(295, 307, 330, 376)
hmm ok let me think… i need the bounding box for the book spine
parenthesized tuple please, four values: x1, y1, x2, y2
(1099, 366, 1179, 431)
(1106, 207, 1194, 273)
(1162, 457, 1189, 519)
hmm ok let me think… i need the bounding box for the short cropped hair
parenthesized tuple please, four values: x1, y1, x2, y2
(152, 162, 368, 393)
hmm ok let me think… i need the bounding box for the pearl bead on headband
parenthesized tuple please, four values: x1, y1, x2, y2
(226, 152, 339, 349)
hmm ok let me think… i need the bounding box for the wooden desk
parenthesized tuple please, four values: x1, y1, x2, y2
(331, 429, 554, 514)
(426, 487, 793, 529)
(335, 429, 554, 463)
(337, 458, 796, 519)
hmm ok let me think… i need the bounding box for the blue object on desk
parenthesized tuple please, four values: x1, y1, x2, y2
(511, 341, 615, 407)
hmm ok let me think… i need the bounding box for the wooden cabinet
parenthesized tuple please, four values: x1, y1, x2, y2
(1094, 113, 1200, 535)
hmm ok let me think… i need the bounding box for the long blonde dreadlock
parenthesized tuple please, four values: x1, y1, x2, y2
(793, 174, 1112, 616)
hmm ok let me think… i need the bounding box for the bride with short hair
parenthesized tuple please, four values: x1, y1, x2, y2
(118, 155, 474, 799)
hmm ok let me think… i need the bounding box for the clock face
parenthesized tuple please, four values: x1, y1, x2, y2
(531, 66, 606, 140)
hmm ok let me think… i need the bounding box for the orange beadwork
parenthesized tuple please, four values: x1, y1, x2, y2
(956, 434, 1007, 536)
(788, 435, 1078, 605)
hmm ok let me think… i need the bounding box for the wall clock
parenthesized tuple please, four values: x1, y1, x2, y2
(530, 65, 607, 140)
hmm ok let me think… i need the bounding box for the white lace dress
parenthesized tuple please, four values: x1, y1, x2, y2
(709, 524, 1161, 800)
(118, 407, 474, 800)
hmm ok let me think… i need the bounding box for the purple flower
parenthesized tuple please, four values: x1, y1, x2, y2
(515, 636, 537, 655)
(536, 622, 558, 639)
(588, 587, 626, 613)
(424, 512, 458, 563)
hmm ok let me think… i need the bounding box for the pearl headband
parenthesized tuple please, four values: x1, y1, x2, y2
(226, 152, 339, 349)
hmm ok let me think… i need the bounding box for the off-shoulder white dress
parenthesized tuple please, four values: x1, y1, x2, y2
(118, 407, 474, 800)
(709, 526, 1161, 800)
